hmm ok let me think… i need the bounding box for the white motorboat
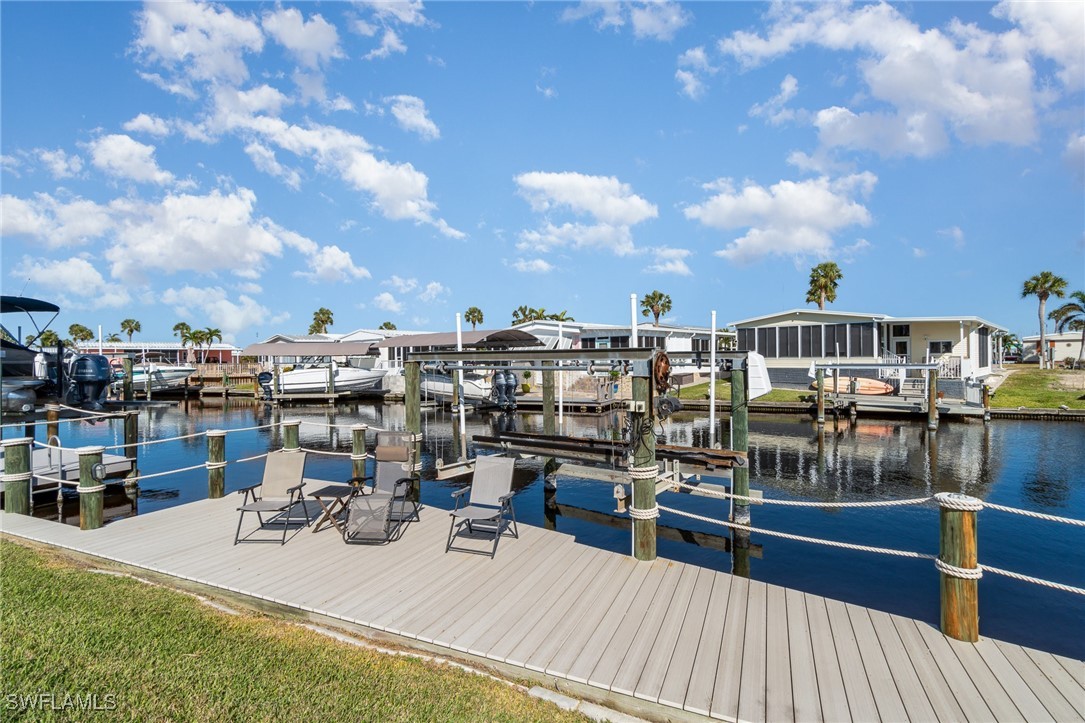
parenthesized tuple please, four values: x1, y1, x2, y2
(276, 360, 386, 394)
(119, 362, 198, 392)
(421, 370, 494, 404)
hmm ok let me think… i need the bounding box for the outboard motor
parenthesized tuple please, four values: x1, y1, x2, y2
(65, 354, 111, 410)
(257, 371, 274, 400)
(492, 370, 507, 407)
(503, 371, 518, 410)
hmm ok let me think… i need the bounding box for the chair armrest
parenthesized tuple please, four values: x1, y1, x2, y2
(451, 486, 471, 498)
(286, 482, 305, 495)
(237, 482, 261, 494)
(393, 477, 412, 491)
(345, 475, 371, 488)
(498, 492, 515, 504)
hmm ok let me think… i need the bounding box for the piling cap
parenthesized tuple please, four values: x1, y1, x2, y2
(206, 429, 227, 437)
(0, 437, 34, 447)
(77, 445, 106, 455)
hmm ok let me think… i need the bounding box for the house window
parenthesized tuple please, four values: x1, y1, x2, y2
(737, 328, 755, 352)
(610, 336, 629, 348)
(582, 338, 596, 349)
(849, 323, 875, 357)
(824, 324, 848, 357)
(778, 326, 800, 357)
(757, 327, 777, 357)
(929, 341, 954, 355)
(894, 341, 909, 356)
(891, 324, 910, 337)
(978, 328, 989, 367)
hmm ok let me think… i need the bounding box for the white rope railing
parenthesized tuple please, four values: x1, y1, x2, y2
(298, 447, 355, 458)
(979, 502, 1085, 527)
(979, 565, 1085, 596)
(100, 431, 209, 450)
(655, 504, 935, 560)
(56, 404, 124, 418)
(670, 480, 933, 508)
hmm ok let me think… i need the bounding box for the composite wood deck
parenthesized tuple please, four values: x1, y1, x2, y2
(1, 498, 1082, 722)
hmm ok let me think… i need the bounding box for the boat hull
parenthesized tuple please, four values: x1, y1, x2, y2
(810, 376, 894, 395)
(421, 373, 495, 404)
(277, 367, 386, 394)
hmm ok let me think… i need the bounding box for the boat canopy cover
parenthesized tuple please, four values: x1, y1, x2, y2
(240, 341, 378, 357)
(374, 328, 542, 349)
(1, 296, 61, 314)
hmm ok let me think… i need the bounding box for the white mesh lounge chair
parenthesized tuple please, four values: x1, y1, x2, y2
(445, 455, 518, 558)
(234, 450, 310, 544)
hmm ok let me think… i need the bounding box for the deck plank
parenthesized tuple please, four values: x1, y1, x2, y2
(1022, 646, 1085, 716)
(784, 588, 821, 723)
(681, 572, 732, 718)
(709, 575, 749, 721)
(845, 603, 909, 723)
(804, 595, 850, 722)
(656, 566, 716, 710)
(866, 609, 938, 723)
(737, 580, 768, 723)
(974, 638, 1060, 722)
(910, 620, 994, 721)
(824, 598, 879, 722)
(996, 643, 1085, 722)
(633, 563, 702, 703)
(764, 584, 793, 723)
(890, 614, 968, 721)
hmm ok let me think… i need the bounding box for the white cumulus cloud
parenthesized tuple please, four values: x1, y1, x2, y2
(293, 244, 369, 283)
(123, 113, 172, 137)
(11, 255, 131, 309)
(512, 258, 555, 273)
(86, 134, 174, 185)
(384, 275, 418, 293)
(564, 1, 690, 41)
(161, 285, 270, 339)
(417, 281, 448, 303)
(262, 7, 344, 70)
(384, 95, 440, 141)
(373, 291, 404, 313)
(645, 247, 692, 276)
(244, 142, 302, 189)
(0, 193, 112, 248)
(36, 149, 84, 179)
(685, 173, 877, 263)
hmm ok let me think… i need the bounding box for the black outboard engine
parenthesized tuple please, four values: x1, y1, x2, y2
(503, 371, 518, 410)
(257, 371, 274, 400)
(64, 354, 111, 410)
(492, 370, 507, 407)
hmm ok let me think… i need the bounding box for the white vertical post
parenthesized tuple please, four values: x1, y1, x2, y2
(630, 293, 639, 347)
(558, 320, 564, 431)
(455, 313, 467, 459)
(97, 325, 103, 354)
(709, 310, 717, 448)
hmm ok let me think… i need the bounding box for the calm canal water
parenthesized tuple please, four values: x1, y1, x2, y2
(12, 399, 1085, 659)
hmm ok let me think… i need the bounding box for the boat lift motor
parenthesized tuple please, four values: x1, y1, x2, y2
(504, 371, 518, 410)
(492, 369, 508, 407)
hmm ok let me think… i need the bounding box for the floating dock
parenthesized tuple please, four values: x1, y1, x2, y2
(2, 499, 1080, 722)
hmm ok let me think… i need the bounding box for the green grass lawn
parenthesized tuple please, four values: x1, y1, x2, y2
(0, 540, 586, 722)
(991, 367, 1085, 409)
(676, 380, 810, 403)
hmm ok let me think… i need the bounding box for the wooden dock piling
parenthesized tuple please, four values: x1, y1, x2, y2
(207, 430, 226, 498)
(45, 404, 60, 441)
(351, 424, 368, 480)
(542, 362, 555, 437)
(630, 374, 656, 562)
(937, 493, 981, 642)
(77, 446, 105, 530)
(282, 420, 300, 451)
(122, 355, 134, 402)
(927, 368, 939, 431)
(124, 410, 140, 487)
(730, 368, 750, 526)
(2, 437, 32, 516)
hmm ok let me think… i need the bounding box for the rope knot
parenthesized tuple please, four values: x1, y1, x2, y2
(935, 557, 983, 580)
(934, 492, 983, 512)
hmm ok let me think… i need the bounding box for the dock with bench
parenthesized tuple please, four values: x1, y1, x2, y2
(2, 498, 1081, 722)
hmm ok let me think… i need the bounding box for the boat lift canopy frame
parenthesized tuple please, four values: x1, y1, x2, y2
(407, 347, 750, 377)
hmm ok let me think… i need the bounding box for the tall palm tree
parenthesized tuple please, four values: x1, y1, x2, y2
(105, 332, 123, 343)
(640, 290, 672, 325)
(203, 327, 223, 363)
(180, 328, 199, 363)
(309, 307, 334, 335)
(511, 305, 532, 325)
(805, 262, 843, 310)
(36, 330, 61, 349)
(120, 318, 141, 342)
(68, 324, 94, 350)
(172, 321, 191, 339)
(188, 329, 208, 362)
(464, 306, 484, 330)
(1049, 290, 1085, 367)
(1022, 271, 1067, 369)
(379, 321, 397, 330)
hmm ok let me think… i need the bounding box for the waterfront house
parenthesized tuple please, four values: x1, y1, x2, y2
(93, 340, 241, 364)
(728, 309, 1009, 395)
(1021, 331, 1085, 366)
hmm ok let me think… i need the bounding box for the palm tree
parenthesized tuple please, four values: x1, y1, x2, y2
(68, 324, 94, 350)
(172, 321, 191, 338)
(805, 262, 843, 310)
(511, 305, 532, 325)
(188, 329, 208, 362)
(309, 307, 334, 335)
(640, 290, 672, 325)
(379, 321, 397, 330)
(548, 310, 575, 321)
(120, 318, 141, 342)
(1049, 290, 1085, 367)
(36, 330, 61, 349)
(464, 306, 484, 330)
(203, 327, 223, 363)
(105, 332, 122, 343)
(1022, 271, 1067, 369)
(180, 327, 199, 363)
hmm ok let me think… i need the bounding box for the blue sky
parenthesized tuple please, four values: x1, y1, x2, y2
(2, 1, 1082, 345)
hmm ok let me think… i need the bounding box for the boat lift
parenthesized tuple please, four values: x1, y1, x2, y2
(404, 347, 759, 563)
